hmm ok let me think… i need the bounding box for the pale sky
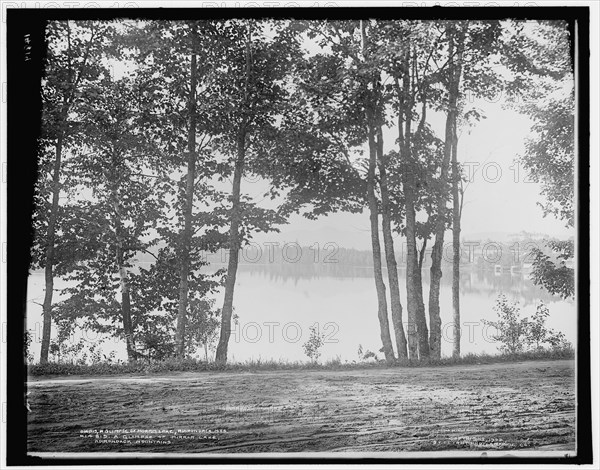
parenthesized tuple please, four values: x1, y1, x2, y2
(249, 99, 575, 251)
(107, 19, 575, 250)
(250, 21, 576, 249)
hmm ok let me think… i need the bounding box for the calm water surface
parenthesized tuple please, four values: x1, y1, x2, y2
(26, 262, 576, 362)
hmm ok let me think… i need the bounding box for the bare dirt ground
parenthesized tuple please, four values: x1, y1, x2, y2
(27, 359, 575, 454)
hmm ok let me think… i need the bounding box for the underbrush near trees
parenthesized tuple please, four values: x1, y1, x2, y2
(482, 294, 572, 355)
(27, 294, 574, 377)
(28, 348, 574, 377)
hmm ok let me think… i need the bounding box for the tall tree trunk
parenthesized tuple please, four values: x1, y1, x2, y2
(450, 26, 467, 359)
(215, 22, 253, 365)
(451, 132, 461, 359)
(366, 124, 394, 363)
(112, 187, 136, 362)
(414, 243, 430, 359)
(361, 20, 395, 363)
(40, 133, 63, 364)
(175, 52, 197, 358)
(396, 76, 418, 360)
(39, 22, 97, 363)
(376, 126, 408, 359)
(403, 182, 420, 360)
(215, 131, 245, 365)
(428, 24, 465, 359)
(403, 181, 430, 360)
(428, 229, 445, 359)
(399, 47, 429, 360)
(428, 83, 455, 358)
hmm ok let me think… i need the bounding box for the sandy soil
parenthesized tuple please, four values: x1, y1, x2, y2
(26, 359, 576, 454)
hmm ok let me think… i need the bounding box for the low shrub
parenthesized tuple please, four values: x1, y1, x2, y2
(482, 295, 573, 355)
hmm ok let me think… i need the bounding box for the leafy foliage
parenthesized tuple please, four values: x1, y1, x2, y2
(530, 240, 575, 299)
(483, 295, 572, 355)
(302, 325, 325, 363)
(503, 21, 574, 227)
(32, 20, 114, 271)
(483, 295, 530, 355)
(24, 332, 34, 364)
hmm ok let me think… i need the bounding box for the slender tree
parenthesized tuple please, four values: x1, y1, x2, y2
(376, 126, 408, 359)
(428, 23, 465, 359)
(53, 75, 166, 361)
(214, 20, 302, 364)
(397, 43, 430, 360)
(214, 20, 254, 365)
(295, 19, 397, 361)
(123, 20, 228, 357)
(175, 39, 198, 357)
(360, 20, 396, 362)
(377, 20, 450, 360)
(426, 20, 502, 358)
(33, 20, 108, 363)
(447, 20, 502, 357)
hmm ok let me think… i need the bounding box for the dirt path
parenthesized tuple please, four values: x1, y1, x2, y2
(27, 359, 576, 454)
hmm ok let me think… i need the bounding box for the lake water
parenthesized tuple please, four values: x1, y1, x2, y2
(25, 263, 576, 363)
